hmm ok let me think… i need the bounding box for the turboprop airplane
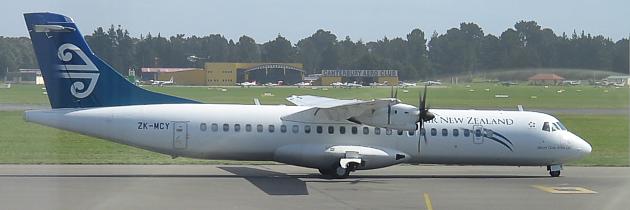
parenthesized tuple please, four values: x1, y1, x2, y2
(150, 76, 174, 86)
(237, 81, 257, 87)
(24, 12, 591, 178)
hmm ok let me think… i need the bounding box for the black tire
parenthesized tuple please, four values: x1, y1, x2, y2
(550, 170, 561, 177)
(318, 168, 333, 176)
(332, 165, 350, 179)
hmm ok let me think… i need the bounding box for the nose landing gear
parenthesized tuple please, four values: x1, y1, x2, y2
(547, 164, 563, 177)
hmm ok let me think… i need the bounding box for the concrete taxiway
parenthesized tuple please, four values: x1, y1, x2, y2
(0, 165, 628, 210)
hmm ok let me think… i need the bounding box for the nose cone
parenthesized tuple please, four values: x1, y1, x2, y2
(581, 139, 592, 154)
(575, 135, 592, 157)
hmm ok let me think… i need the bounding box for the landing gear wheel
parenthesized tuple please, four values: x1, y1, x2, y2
(550, 170, 561, 177)
(333, 165, 350, 179)
(318, 168, 334, 176)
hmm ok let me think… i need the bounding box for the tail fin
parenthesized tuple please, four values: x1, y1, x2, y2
(24, 12, 199, 108)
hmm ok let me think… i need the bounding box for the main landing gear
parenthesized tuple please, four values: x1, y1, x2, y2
(547, 164, 563, 177)
(319, 158, 362, 179)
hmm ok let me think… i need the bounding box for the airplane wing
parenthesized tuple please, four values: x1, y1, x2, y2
(283, 95, 396, 123)
(286, 95, 363, 108)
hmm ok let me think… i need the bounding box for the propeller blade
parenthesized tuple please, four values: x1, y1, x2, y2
(421, 85, 427, 110)
(387, 104, 391, 125)
(418, 121, 428, 152)
(390, 86, 394, 98)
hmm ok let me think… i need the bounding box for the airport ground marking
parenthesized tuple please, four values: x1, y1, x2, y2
(423, 193, 434, 210)
(532, 185, 597, 194)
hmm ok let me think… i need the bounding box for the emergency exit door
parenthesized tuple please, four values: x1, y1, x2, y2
(472, 125, 484, 144)
(173, 122, 188, 149)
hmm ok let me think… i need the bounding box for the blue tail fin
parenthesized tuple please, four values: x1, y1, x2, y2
(24, 12, 200, 108)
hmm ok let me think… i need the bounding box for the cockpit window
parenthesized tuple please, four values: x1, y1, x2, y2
(556, 122, 568, 131)
(551, 123, 560, 131)
(542, 122, 550, 132)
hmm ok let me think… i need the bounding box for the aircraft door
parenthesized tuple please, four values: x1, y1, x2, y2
(472, 125, 483, 144)
(173, 122, 188, 149)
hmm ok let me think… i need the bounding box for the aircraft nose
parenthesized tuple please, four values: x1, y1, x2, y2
(576, 135, 592, 156)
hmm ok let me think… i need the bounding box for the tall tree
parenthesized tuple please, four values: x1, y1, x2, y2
(262, 35, 295, 63)
(296, 29, 338, 73)
(235, 35, 260, 62)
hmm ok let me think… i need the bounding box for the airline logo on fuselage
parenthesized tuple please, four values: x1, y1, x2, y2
(55, 43, 99, 98)
(427, 116, 514, 126)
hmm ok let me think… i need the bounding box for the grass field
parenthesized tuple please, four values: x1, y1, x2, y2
(0, 110, 626, 166)
(1, 83, 628, 109)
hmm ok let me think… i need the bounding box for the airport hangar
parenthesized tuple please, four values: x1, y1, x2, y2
(141, 63, 305, 86)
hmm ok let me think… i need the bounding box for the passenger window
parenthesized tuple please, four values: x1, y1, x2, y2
(441, 128, 448, 136)
(316, 126, 323, 134)
(464, 129, 470, 137)
(397, 130, 404, 135)
(245, 124, 252, 132)
(280, 125, 287, 133)
(339, 126, 346, 134)
(223, 123, 229, 132)
(420, 128, 426, 136)
(304, 125, 311, 134)
(257, 124, 263, 132)
(234, 124, 241, 132)
(292, 125, 299, 133)
(453, 129, 459, 137)
(430, 128, 437, 136)
(408, 130, 414, 136)
(211, 123, 218, 132)
(363, 127, 369, 135)
(475, 129, 482, 137)
(200, 123, 207, 131)
(351, 126, 358, 134)
(328, 126, 334, 134)
(542, 122, 550, 132)
(386, 129, 392, 135)
(269, 125, 275, 133)
(374, 127, 381, 135)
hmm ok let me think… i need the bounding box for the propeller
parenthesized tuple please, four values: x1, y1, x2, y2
(417, 85, 435, 150)
(387, 86, 399, 125)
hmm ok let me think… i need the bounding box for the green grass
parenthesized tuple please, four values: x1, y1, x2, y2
(0, 84, 50, 105)
(558, 114, 629, 166)
(97, 84, 630, 109)
(1, 83, 628, 109)
(0, 111, 627, 166)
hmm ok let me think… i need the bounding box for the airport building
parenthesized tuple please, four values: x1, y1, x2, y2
(205, 63, 304, 86)
(141, 68, 205, 85)
(142, 63, 304, 86)
(319, 69, 399, 86)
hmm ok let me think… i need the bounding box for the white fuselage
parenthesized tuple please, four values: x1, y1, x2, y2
(24, 104, 591, 169)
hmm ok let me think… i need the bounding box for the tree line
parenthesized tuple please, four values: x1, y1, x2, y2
(1, 21, 628, 80)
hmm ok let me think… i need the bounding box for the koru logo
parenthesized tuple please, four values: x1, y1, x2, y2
(55, 43, 99, 98)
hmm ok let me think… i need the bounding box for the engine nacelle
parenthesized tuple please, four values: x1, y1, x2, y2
(273, 144, 410, 170)
(355, 103, 419, 131)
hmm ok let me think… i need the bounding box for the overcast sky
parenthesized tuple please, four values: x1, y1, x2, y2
(3, 0, 629, 42)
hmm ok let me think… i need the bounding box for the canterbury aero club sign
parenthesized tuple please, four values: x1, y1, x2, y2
(322, 70, 398, 77)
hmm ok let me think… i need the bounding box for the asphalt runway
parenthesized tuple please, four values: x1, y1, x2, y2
(0, 165, 628, 210)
